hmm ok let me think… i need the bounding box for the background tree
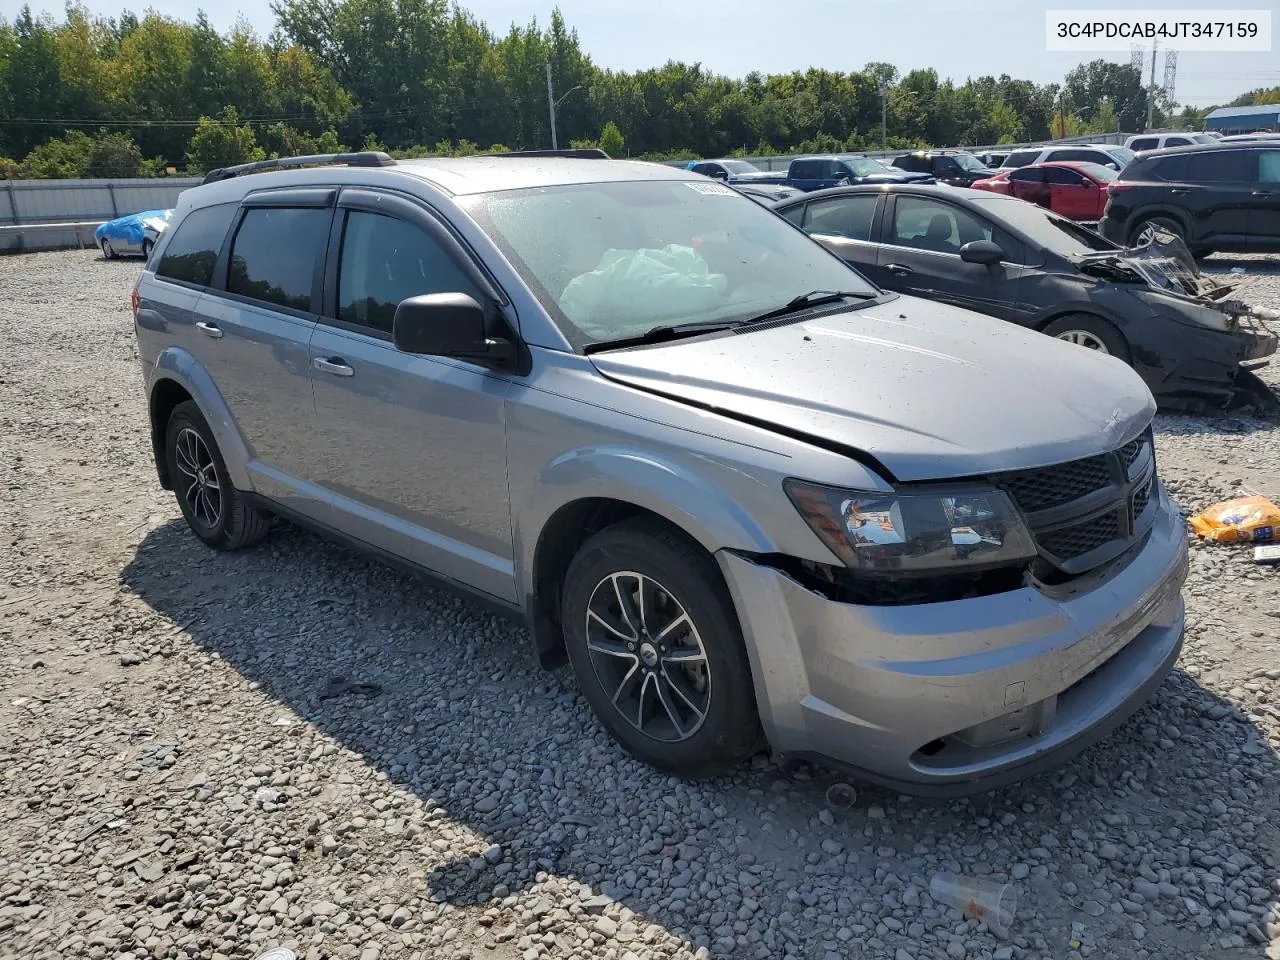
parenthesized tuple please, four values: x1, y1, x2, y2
(599, 120, 624, 157)
(186, 106, 265, 172)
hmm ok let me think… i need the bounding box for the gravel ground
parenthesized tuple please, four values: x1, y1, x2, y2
(1, 249, 1279, 960)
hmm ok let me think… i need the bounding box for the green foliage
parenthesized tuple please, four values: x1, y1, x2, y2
(598, 120, 624, 157)
(186, 107, 265, 172)
(0, 4, 1269, 175)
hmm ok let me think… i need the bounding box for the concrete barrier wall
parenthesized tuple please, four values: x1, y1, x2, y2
(0, 177, 200, 253)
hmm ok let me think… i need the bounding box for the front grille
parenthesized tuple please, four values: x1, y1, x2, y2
(999, 455, 1114, 512)
(1039, 509, 1123, 561)
(991, 428, 1156, 576)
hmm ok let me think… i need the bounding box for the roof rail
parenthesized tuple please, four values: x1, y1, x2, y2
(201, 151, 396, 185)
(489, 148, 611, 159)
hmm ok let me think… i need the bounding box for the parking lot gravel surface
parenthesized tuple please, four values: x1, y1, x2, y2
(1, 250, 1278, 960)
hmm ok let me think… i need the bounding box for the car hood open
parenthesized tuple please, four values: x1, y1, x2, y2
(1076, 231, 1225, 299)
(589, 296, 1155, 482)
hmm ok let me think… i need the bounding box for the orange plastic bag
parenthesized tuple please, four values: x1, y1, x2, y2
(1188, 496, 1280, 543)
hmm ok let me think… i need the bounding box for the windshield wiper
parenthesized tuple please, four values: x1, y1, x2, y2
(583, 320, 735, 354)
(740, 289, 878, 326)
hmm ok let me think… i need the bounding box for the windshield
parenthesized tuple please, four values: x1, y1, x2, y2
(462, 179, 878, 346)
(1107, 146, 1137, 165)
(970, 196, 1116, 255)
(843, 157, 886, 176)
(953, 154, 987, 172)
(721, 160, 760, 174)
(1075, 162, 1118, 182)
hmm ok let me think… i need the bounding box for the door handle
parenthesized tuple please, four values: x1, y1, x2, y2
(313, 356, 354, 377)
(1253, 190, 1273, 197)
(1169, 188, 1189, 195)
(885, 263, 914, 276)
(195, 321, 223, 339)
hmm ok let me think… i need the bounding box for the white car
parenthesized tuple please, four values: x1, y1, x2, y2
(999, 143, 1136, 171)
(1124, 132, 1218, 151)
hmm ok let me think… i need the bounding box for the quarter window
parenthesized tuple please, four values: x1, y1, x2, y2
(227, 207, 329, 311)
(155, 203, 236, 287)
(337, 211, 483, 335)
(1259, 151, 1280, 183)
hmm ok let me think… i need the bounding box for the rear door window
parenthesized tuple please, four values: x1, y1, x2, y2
(1009, 168, 1046, 183)
(1185, 150, 1255, 183)
(155, 203, 236, 287)
(1165, 137, 1192, 147)
(802, 195, 878, 240)
(227, 207, 330, 312)
(1128, 137, 1158, 152)
(1002, 150, 1040, 168)
(1044, 167, 1086, 185)
(1151, 154, 1188, 180)
(790, 160, 820, 179)
(1259, 151, 1280, 183)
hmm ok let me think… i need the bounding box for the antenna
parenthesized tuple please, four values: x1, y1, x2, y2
(1163, 49, 1178, 108)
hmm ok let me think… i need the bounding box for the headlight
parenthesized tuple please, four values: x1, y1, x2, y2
(784, 480, 1037, 573)
(1134, 289, 1234, 332)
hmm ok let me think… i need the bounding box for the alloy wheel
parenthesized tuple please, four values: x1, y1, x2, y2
(584, 571, 711, 742)
(174, 427, 222, 529)
(1055, 330, 1110, 354)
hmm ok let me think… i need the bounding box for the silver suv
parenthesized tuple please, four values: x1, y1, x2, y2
(132, 151, 1188, 795)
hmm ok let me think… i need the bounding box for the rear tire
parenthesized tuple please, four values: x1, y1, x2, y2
(164, 400, 272, 550)
(1128, 215, 1184, 247)
(561, 518, 763, 776)
(142, 239, 154, 261)
(1043, 313, 1132, 364)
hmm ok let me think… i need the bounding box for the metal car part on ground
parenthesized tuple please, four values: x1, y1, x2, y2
(772, 184, 1279, 414)
(95, 209, 172, 260)
(133, 151, 1189, 795)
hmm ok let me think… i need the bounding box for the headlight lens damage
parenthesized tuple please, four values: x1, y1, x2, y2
(784, 480, 1037, 573)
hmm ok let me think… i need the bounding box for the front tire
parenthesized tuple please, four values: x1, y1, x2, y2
(1043, 313, 1131, 364)
(142, 239, 154, 261)
(101, 239, 114, 260)
(164, 400, 271, 550)
(561, 518, 762, 776)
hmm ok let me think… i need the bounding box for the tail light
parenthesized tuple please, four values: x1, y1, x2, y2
(131, 287, 140, 317)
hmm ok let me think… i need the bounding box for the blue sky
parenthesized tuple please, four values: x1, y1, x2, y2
(4, 0, 1278, 107)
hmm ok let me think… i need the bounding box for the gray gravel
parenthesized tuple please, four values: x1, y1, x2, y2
(1, 249, 1278, 960)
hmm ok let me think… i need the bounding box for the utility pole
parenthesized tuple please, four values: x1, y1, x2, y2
(546, 62, 558, 150)
(879, 82, 888, 151)
(1146, 38, 1158, 132)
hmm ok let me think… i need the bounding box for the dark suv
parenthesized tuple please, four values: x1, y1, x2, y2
(1098, 143, 1280, 254)
(891, 150, 992, 187)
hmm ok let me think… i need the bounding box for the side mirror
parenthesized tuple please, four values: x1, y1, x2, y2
(959, 240, 1004, 265)
(392, 292, 514, 365)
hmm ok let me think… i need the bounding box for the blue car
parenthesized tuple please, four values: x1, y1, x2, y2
(96, 209, 173, 260)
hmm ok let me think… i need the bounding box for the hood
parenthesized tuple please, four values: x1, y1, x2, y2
(588, 296, 1154, 482)
(727, 170, 781, 182)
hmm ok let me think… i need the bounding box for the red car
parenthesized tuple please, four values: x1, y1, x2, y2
(970, 161, 1117, 222)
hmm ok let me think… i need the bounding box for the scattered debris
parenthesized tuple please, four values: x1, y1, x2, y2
(1255, 544, 1280, 565)
(133, 860, 164, 883)
(824, 782, 857, 810)
(929, 872, 1017, 939)
(137, 741, 178, 768)
(118, 651, 143, 666)
(269, 715, 295, 727)
(1189, 495, 1280, 543)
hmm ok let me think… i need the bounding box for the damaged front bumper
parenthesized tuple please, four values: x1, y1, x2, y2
(718, 486, 1188, 796)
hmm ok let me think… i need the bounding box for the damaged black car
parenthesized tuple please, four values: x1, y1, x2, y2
(774, 183, 1279, 414)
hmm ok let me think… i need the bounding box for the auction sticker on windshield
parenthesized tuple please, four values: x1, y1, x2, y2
(1046, 9, 1270, 50)
(685, 182, 737, 196)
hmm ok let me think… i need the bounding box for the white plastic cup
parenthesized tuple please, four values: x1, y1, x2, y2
(825, 782, 857, 810)
(929, 872, 1017, 939)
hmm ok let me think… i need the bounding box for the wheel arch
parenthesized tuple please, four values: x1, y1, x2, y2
(148, 348, 253, 491)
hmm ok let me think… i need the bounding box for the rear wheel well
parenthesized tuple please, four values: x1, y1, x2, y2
(150, 379, 193, 489)
(529, 499, 711, 668)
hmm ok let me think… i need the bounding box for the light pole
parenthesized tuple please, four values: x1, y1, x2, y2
(878, 82, 888, 151)
(545, 62, 583, 150)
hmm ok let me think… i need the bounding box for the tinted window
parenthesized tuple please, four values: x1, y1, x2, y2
(1185, 150, 1255, 183)
(1009, 168, 1045, 183)
(155, 203, 236, 287)
(1129, 138, 1158, 151)
(822, 160, 846, 179)
(1044, 167, 1086, 185)
(1260, 151, 1280, 183)
(337, 211, 483, 335)
(1166, 137, 1192, 147)
(780, 203, 807, 226)
(934, 156, 961, 174)
(803, 195, 877, 241)
(227, 207, 329, 312)
(890, 196, 995, 254)
(692, 163, 715, 176)
(1002, 150, 1041, 168)
(895, 155, 928, 173)
(1150, 154, 1187, 181)
(791, 160, 820, 179)
(1047, 149, 1100, 164)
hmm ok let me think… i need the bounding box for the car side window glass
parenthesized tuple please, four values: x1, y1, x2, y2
(1259, 151, 1280, 183)
(823, 160, 845, 179)
(1004, 151, 1039, 167)
(1009, 168, 1044, 183)
(1130, 138, 1158, 151)
(792, 160, 817, 179)
(935, 157, 960, 174)
(227, 207, 329, 312)
(1185, 150, 1254, 183)
(337, 210, 483, 336)
(155, 203, 237, 287)
(1166, 137, 1191, 147)
(1153, 154, 1187, 181)
(890, 196, 994, 254)
(1044, 168, 1084, 185)
(692, 163, 711, 176)
(803, 195, 877, 241)
(780, 203, 807, 226)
